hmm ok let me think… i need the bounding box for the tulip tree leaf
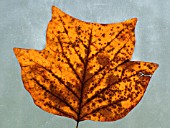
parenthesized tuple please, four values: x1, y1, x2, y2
(13, 6, 159, 128)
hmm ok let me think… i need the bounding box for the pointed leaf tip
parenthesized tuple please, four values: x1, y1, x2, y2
(13, 48, 20, 56)
(132, 18, 138, 23)
(13, 48, 27, 57)
(132, 18, 137, 27)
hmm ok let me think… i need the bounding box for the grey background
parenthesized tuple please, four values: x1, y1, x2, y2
(0, 0, 169, 128)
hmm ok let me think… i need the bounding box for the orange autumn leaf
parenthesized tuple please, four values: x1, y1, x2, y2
(13, 6, 158, 128)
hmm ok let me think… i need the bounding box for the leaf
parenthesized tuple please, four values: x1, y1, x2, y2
(13, 6, 159, 128)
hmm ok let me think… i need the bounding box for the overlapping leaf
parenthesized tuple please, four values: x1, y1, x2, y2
(13, 6, 158, 128)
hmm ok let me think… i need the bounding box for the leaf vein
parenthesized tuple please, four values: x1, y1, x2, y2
(45, 102, 76, 119)
(85, 39, 129, 83)
(82, 73, 137, 107)
(88, 28, 125, 60)
(57, 36, 82, 83)
(58, 15, 85, 64)
(31, 60, 80, 100)
(80, 99, 127, 120)
(32, 78, 78, 115)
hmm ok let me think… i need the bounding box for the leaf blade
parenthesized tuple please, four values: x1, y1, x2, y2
(13, 6, 159, 126)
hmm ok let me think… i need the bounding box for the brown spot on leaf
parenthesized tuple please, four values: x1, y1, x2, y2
(106, 74, 120, 85)
(97, 53, 110, 66)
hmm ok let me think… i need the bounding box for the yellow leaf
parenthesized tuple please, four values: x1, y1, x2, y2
(13, 6, 159, 128)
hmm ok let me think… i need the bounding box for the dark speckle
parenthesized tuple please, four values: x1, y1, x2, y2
(92, 102, 96, 107)
(147, 64, 153, 70)
(77, 26, 81, 30)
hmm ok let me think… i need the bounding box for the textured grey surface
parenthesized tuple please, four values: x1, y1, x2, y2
(0, 0, 169, 128)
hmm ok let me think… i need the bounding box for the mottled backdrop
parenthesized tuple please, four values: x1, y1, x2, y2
(0, 0, 169, 128)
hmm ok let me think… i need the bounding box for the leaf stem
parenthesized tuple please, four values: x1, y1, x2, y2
(76, 121, 79, 128)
